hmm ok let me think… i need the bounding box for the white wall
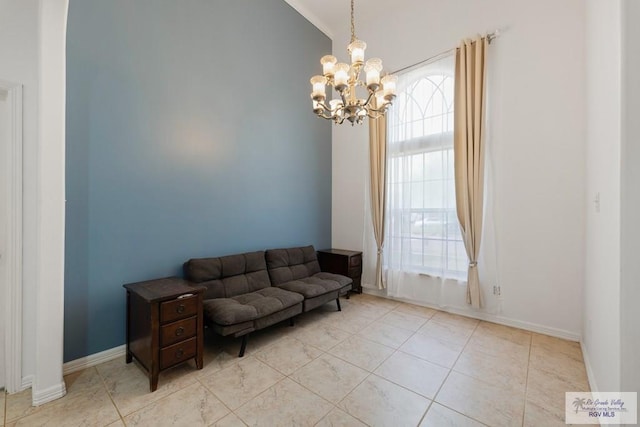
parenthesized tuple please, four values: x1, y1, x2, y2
(0, 0, 41, 386)
(332, 0, 586, 338)
(620, 0, 640, 395)
(0, 0, 67, 404)
(583, 0, 622, 394)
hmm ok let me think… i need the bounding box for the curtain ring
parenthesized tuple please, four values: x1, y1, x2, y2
(469, 261, 477, 267)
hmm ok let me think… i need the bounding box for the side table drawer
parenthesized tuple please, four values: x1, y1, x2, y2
(348, 265, 362, 277)
(160, 337, 197, 370)
(161, 316, 197, 347)
(161, 295, 198, 323)
(349, 255, 362, 267)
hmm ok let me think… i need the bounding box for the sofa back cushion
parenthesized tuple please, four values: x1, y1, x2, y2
(265, 245, 321, 285)
(184, 251, 271, 299)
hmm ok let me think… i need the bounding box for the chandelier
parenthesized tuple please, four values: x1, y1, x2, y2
(310, 0, 397, 125)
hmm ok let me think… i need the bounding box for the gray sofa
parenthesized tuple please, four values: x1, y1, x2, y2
(184, 245, 352, 356)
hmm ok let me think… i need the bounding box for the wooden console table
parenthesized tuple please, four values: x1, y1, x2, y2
(123, 277, 204, 392)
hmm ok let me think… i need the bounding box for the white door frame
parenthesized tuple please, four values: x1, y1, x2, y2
(0, 80, 23, 394)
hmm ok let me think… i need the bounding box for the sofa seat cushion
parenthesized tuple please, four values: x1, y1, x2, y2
(277, 276, 344, 299)
(203, 287, 303, 326)
(313, 272, 353, 288)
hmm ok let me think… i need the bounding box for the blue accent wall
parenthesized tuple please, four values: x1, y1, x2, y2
(65, 0, 332, 362)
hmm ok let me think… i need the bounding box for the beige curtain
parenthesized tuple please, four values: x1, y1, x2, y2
(454, 37, 488, 308)
(368, 99, 387, 289)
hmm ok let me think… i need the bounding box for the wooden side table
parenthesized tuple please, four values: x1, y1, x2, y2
(317, 249, 363, 294)
(123, 277, 204, 392)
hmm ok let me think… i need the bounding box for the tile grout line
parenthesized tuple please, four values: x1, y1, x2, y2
(253, 337, 325, 378)
(521, 333, 534, 427)
(422, 318, 492, 427)
(324, 336, 395, 373)
(273, 342, 372, 427)
(197, 356, 267, 414)
(308, 303, 396, 427)
(193, 376, 238, 426)
(95, 365, 127, 425)
(4, 372, 100, 425)
(103, 358, 208, 421)
(288, 319, 373, 426)
(281, 357, 341, 427)
(334, 303, 429, 426)
(236, 375, 335, 426)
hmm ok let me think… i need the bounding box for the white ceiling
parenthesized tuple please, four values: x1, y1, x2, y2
(284, 0, 356, 40)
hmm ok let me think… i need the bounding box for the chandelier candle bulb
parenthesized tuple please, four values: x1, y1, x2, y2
(334, 63, 350, 91)
(364, 58, 383, 89)
(310, 75, 326, 101)
(348, 39, 367, 65)
(321, 55, 337, 77)
(381, 74, 398, 100)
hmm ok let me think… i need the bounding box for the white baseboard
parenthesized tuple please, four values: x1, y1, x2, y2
(20, 374, 34, 391)
(580, 341, 599, 393)
(63, 345, 126, 376)
(32, 381, 66, 406)
(361, 288, 581, 342)
(12, 346, 124, 399)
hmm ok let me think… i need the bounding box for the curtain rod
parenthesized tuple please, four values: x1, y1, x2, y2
(391, 29, 501, 75)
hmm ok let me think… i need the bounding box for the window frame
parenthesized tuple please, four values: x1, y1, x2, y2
(385, 66, 467, 280)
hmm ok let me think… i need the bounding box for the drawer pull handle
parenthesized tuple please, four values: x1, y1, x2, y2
(175, 327, 185, 336)
(176, 304, 185, 314)
(175, 348, 184, 359)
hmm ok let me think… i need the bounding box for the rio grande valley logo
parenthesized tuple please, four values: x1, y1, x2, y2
(566, 392, 637, 424)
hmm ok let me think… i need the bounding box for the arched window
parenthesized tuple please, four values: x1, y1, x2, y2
(385, 54, 467, 279)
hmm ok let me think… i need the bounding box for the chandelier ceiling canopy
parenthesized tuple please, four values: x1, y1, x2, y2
(310, 0, 397, 125)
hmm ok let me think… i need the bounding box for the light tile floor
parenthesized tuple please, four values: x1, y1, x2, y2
(2, 293, 591, 427)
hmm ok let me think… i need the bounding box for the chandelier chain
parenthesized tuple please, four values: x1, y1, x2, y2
(350, 0, 356, 42)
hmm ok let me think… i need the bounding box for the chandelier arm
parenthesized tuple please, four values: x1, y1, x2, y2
(316, 106, 336, 120)
(366, 110, 385, 119)
(340, 90, 348, 107)
(366, 100, 389, 113)
(317, 100, 332, 111)
(318, 113, 336, 120)
(363, 91, 374, 107)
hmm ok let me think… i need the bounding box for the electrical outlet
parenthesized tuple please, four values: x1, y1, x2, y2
(493, 285, 501, 296)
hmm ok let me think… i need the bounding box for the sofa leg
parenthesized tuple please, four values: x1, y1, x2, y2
(239, 335, 248, 357)
(289, 317, 295, 327)
(336, 298, 342, 312)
